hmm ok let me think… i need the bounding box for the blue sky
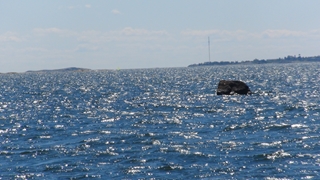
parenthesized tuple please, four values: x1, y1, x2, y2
(1, 1, 320, 72)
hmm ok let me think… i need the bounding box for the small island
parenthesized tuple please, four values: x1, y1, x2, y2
(26, 67, 91, 73)
(188, 54, 320, 67)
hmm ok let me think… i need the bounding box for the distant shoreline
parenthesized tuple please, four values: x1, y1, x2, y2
(0, 67, 91, 75)
(2, 55, 320, 74)
(25, 67, 91, 73)
(188, 55, 320, 67)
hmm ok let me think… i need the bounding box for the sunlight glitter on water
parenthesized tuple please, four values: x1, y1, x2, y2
(1, 63, 320, 179)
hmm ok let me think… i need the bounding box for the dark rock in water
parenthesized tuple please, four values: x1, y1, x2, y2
(217, 80, 251, 95)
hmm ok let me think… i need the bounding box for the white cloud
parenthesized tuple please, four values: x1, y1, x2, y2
(76, 27, 169, 44)
(33, 28, 76, 37)
(34, 28, 64, 34)
(181, 29, 221, 36)
(0, 32, 23, 42)
(4, 26, 320, 72)
(111, 9, 121, 14)
(120, 27, 168, 36)
(258, 29, 320, 40)
(181, 29, 320, 41)
(59, 4, 91, 10)
(34, 27, 168, 38)
(19, 47, 48, 53)
(181, 29, 252, 42)
(261, 29, 306, 38)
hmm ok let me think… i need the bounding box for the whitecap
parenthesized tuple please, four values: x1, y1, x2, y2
(291, 124, 308, 128)
(259, 141, 282, 147)
(100, 130, 111, 134)
(84, 138, 100, 142)
(255, 116, 265, 120)
(80, 130, 95, 134)
(101, 118, 115, 122)
(267, 150, 291, 160)
(152, 140, 161, 145)
(54, 125, 64, 129)
(126, 166, 145, 174)
(39, 136, 51, 139)
(0, 129, 8, 134)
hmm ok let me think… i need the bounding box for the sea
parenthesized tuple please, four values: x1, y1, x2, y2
(1, 62, 320, 179)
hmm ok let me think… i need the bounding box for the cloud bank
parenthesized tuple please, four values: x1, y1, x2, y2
(181, 29, 320, 41)
(1, 27, 320, 72)
(0, 32, 24, 42)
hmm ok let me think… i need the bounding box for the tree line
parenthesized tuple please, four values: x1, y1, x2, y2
(188, 55, 320, 67)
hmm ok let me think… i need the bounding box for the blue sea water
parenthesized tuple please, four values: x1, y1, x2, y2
(1, 63, 320, 179)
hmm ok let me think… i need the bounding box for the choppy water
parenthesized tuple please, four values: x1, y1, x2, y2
(1, 63, 320, 179)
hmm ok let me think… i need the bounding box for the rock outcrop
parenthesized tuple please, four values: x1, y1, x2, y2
(217, 80, 251, 95)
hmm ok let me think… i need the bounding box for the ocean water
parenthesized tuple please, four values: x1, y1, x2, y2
(1, 63, 320, 179)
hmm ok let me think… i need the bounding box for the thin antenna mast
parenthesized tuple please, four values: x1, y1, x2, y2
(208, 36, 211, 62)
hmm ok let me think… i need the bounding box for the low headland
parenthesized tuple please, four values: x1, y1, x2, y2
(188, 55, 320, 67)
(0, 67, 91, 75)
(25, 67, 91, 73)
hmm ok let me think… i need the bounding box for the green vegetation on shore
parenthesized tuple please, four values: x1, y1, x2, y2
(188, 55, 320, 67)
